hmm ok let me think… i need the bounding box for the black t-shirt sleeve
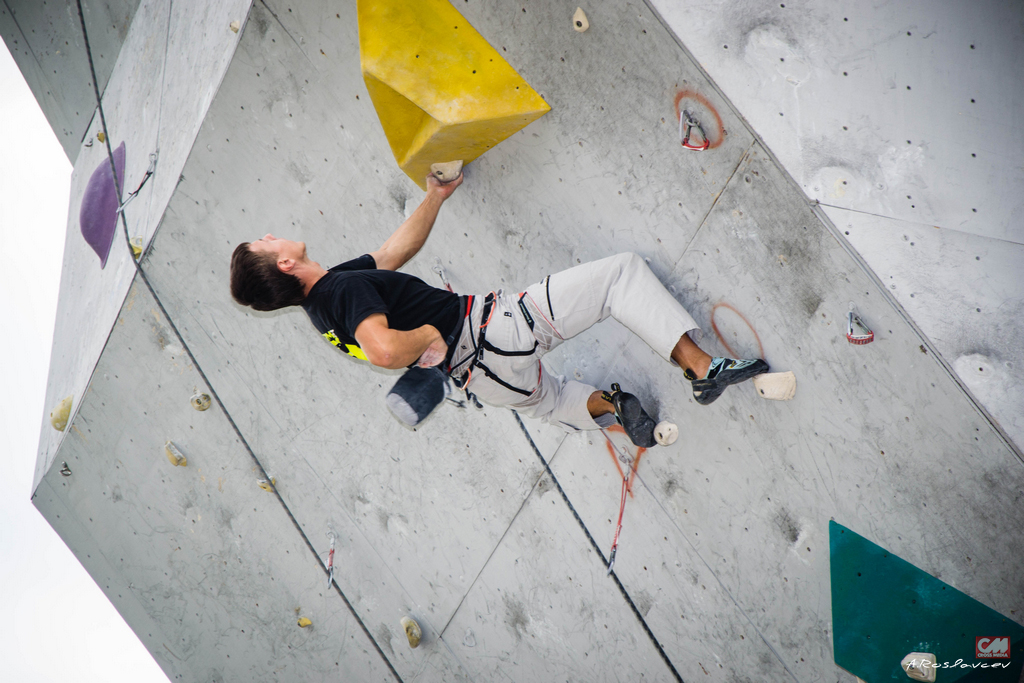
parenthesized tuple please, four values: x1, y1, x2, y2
(332, 254, 377, 272)
(329, 274, 389, 336)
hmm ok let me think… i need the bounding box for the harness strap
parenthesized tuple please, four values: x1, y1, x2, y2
(449, 293, 494, 386)
(445, 295, 468, 348)
(483, 339, 538, 357)
(544, 275, 555, 320)
(476, 361, 533, 397)
(517, 293, 535, 330)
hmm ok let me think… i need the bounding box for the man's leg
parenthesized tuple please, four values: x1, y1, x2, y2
(522, 252, 766, 410)
(523, 253, 698, 365)
(671, 333, 712, 379)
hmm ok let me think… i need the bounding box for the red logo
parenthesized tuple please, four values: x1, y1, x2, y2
(976, 637, 1010, 658)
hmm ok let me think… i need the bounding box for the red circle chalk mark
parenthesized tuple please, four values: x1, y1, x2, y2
(674, 90, 726, 150)
(711, 302, 764, 360)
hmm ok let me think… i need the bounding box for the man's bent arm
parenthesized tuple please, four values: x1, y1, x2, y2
(354, 313, 445, 370)
(369, 174, 463, 271)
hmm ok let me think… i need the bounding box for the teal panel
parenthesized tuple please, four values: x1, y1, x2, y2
(830, 521, 1024, 682)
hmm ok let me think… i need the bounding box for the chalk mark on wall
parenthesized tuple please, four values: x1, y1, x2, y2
(711, 301, 764, 360)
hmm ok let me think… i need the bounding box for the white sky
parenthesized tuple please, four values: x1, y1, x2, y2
(0, 41, 169, 682)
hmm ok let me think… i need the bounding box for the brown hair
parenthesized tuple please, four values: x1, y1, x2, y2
(229, 242, 306, 311)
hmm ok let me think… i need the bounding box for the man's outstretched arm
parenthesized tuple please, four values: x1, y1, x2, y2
(369, 174, 463, 271)
(354, 313, 447, 370)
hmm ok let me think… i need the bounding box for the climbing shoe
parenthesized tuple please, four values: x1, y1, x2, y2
(602, 383, 658, 448)
(688, 357, 769, 405)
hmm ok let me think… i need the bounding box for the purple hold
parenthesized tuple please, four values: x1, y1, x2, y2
(80, 142, 126, 268)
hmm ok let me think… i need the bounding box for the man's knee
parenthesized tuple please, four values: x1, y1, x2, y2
(608, 252, 644, 272)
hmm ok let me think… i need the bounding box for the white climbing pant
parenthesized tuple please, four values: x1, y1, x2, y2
(449, 252, 700, 432)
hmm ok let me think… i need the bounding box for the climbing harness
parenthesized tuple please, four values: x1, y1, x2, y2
(679, 109, 710, 151)
(449, 292, 539, 405)
(446, 291, 545, 408)
(116, 151, 159, 215)
(847, 303, 874, 345)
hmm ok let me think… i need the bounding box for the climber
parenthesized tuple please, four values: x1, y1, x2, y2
(228, 173, 768, 447)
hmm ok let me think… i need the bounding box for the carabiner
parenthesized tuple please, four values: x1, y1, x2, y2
(679, 109, 710, 151)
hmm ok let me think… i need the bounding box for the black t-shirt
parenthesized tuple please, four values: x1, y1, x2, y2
(301, 254, 462, 363)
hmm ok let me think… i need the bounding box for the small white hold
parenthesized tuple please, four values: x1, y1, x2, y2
(401, 616, 422, 648)
(753, 371, 796, 401)
(229, 20, 240, 33)
(463, 628, 476, 647)
(654, 421, 678, 446)
(573, 7, 589, 32)
(430, 160, 463, 184)
(900, 652, 936, 682)
(50, 395, 73, 431)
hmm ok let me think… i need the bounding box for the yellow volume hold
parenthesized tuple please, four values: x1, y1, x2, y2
(357, 0, 550, 190)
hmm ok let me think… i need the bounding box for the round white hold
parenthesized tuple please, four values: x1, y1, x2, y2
(654, 421, 678, 446)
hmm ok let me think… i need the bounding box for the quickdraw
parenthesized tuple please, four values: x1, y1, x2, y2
(679, 109, 710, 151)
(847, 303, 874, 345)
(432, 257, 454, 293)
(325, 529, 336, 589)
(116, 151, 159, 215)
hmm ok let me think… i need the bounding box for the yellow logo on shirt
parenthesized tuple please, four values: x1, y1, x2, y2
(323, 329, 368, 361)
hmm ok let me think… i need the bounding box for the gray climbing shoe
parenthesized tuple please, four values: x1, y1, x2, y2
(689, 357, 770, 405)
(602, 383, 657, 448)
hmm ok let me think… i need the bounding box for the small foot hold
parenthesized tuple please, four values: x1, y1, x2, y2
(297, 616, 312, 628)
(164, 440, 188, 467)
(401, 616, 422, 648)
(430, 160, 463, 184)
(602, 383, 657, 448)
(752, 371, 796, 401)
(654, 421, 678, 446)
(50, 395, 73, 431)
(190, 392, 211, 411)
(573, 7, 589, 32)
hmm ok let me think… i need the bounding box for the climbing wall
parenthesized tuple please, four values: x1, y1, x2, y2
(649, 0, 1024, 450)
(28, 0, 253, 491)
(19, 0, 1024, 681)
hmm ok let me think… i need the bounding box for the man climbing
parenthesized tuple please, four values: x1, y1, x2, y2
(229, 173, 768, 447)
